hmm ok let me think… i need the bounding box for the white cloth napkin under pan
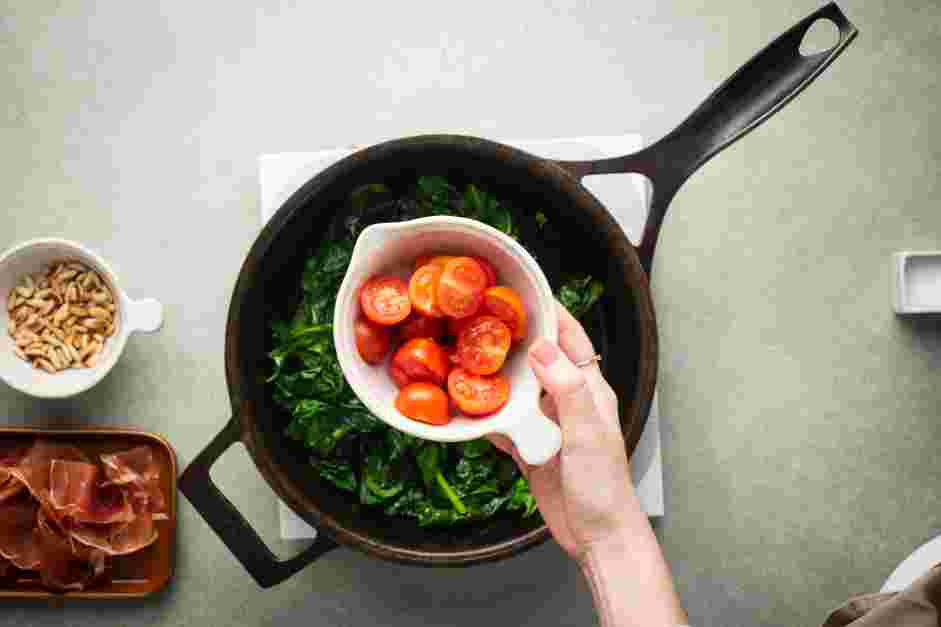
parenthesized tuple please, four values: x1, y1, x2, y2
(258, 135, 665, 540)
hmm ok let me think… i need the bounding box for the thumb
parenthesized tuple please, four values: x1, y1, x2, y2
(529, 339, 603, 447)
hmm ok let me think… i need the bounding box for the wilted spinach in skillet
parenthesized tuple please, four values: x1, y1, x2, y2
(268, 177, 604, 528)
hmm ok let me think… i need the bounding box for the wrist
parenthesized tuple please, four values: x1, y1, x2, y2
(578, 525, 688, 627)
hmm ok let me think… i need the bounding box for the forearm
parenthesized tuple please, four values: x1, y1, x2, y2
(579, 496, 687, 627)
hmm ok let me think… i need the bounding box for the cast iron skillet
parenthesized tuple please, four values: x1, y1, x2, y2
(180, 3, 857, 587)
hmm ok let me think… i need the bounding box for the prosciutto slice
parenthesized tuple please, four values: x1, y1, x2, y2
(49, 460, 135, 525)
(35, 509, 107, 591)
(70, 511, 158, 556)
(100, 447, 165, 513)
(5, 440, 90, 509)
(0, 497, 43, 570)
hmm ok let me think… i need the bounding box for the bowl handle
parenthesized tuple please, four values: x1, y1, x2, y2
(498, 411, 562, 466)
(553, 2, 857, 272)
(179, 415, 338, 588)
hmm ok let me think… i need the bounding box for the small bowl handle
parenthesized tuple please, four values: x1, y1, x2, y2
(498, 411, 562, 466)
(126, 298, 164, 333)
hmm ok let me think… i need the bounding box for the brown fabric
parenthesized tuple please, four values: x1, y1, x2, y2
(824, 564, 941, 627)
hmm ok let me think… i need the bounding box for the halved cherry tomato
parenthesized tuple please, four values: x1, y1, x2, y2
(408, 264, 444, 318)
(396, 383, 451, 425)
(414, 255, 456, 271)
(483, 286, 528, 341)
(390, 338, 450, 387)
(472, 256, 498, 288)
(456, 315, 512, 375)
(360, 276, 411, 325)
(354, 318, 391, 364)
(399, 314, 446, 341)
(447, 368, 510, 416)
(437, 257, 487, 319)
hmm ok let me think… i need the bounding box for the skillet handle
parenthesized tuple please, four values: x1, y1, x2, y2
(179, 416, 338, 588)
(556, 2, 858, 271)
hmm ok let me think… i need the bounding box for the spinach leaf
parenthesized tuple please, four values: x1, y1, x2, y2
(416, 443, 466, 514)
(385, 488, 471, 528)
(463, 184, 517, 239)
(301, 240, 354, 325)
(452, 455, 497, 496)
(384, 488, 426, 517)
(557, 274, 605, 320)
(506, 476, 538, 517)
(465, 494, 511, 518)
(415, 505, 469, 527)
(285, 398, 383, 456)
(315, 460, 357, 493)
(360, 457, 404, 505)
(415, 442, 442, 491)
(459, 439, 493, 459)
(416, 176, 459, 216)
(268, 323, 331, 381)
(386, 429, 418, 462)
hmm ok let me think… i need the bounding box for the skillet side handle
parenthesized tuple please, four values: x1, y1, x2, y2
(179, 416, 338, 588)
(556, 2, 858, 272)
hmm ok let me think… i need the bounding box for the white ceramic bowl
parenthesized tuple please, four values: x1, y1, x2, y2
(0, 238, 163, 398)
(334, 216, 562, 466)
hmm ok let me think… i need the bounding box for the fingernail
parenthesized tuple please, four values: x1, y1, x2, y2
(531, 339, 559, 366)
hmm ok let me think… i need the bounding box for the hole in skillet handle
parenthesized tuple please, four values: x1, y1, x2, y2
(800, 18, 841, 56)
(179, 415, 338, 588)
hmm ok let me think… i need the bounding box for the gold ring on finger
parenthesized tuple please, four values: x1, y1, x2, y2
(573, 354, 602, 368)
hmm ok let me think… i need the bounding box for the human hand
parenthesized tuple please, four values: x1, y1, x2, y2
(491, 301, 687, 627)
(490, 300, 636, 561)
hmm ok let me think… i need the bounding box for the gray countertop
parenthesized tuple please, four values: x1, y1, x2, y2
(1, 1, 938, 625)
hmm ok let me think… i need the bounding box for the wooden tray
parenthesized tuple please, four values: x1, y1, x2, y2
(0, 426, 176, 599)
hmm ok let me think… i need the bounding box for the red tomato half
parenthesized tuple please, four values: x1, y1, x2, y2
(447, 368, 510, 416)
(354, 318, 391, 364)
(396, 383, 451, 425)
(483, 286, 528, 341)
(408, 264, 444, 318)
(437, 257, 487, 319)
(399, 314, 446, 341)
(455, 315, 512, 375)
(414, 255, 456, 271)
(390, 338, 450, 387)
(360, 276, 411, 325)
(472, 257, 498, 288)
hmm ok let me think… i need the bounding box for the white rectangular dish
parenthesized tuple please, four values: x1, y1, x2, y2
(893, 252, 941, 314)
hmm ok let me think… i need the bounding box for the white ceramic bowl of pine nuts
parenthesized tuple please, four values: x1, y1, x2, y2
(0, 238, 163, 398)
